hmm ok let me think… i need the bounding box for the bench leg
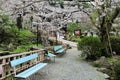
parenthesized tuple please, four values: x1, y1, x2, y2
(27, 77, 31, 80)
(14, 78, 26, 80)
(54, 57, 55, 62)
(32, 74, 36, 80)
(49, 57, 51, 60)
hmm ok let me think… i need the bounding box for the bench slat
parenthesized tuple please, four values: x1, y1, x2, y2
(56, 49, 65, 53)
(10, 54, 38, 67)
(54, 45, 62, 51)
(15, 63, 47, 78)
(48, 53, 56, 57)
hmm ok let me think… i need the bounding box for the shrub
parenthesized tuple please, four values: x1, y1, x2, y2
(0, 14, 37, 52)
(113, 60, 120, 80)
(93, 63, 102, 68)
(78, 36, 102, 60)
(16, 29, 35, 45)
(0, 14, 17, 44)
(110, 59, 120, 80)
(110, 36, 120, 55)
(67, 22, 81, 34)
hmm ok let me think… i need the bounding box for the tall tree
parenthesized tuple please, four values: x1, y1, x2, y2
(78, 0, 120, 56)
(0, 14, 17, 44)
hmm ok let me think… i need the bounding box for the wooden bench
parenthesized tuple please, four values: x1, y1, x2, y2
(10, 54, 47, 80)
(53, 45, 66, 55)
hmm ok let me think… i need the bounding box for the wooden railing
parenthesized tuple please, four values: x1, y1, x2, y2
(0, 49, 45, 80)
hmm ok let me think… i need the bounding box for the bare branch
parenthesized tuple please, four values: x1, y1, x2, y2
(82, 9, 99, 29)
(111, 7, 120, 23)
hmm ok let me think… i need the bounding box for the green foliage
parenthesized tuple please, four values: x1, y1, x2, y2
(0, 14, 37, 52)
(108, 58, 120, 80)
(13, 44, 42, 53)
(19, 30, 35, 37)
(5, 75, 13, 80)
(67, 22, 81, 33)
(78, 36, 102, 60)
(13, 47, 27, 53)
(59, 0, 64, 4)
(113, 59, 120, 80)
(0, 14, 15, 28)
(58, 0, 64, 8)
(71, 37, 81, 42)
(67, 35, 81, 42)
(0, 14, 17, 44)
(107, 57, 118, 63)
(110, 36, 120, 55)
(90, 9, 99, 24)
(93, 63, 102, 68)
(81, 2, 91, 8)
(15, 29, 35, 45)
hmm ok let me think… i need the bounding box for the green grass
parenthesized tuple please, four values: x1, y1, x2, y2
(107, 57, 119, 63)
(93, 63, 102, 68)
(0, 50, 5, 52)
(72, 37, 81, 42)
(5, 75, 13, 80)
(13, 44, 42, 53)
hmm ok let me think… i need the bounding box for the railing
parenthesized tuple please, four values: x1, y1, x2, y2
(0, 49, 45, 80)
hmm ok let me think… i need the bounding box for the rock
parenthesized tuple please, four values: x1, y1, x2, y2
(112, 51, 116, 55)
(97, 67, 110, 78)
(94, 56, 110, 68)
(94, 56, 106, 65)
(104, 74, 110, 79)
(7, 43, 14, 50)
(97, 68, 108, 73)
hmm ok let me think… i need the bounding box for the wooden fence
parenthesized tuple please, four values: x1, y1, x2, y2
(0, 49, 45, 80)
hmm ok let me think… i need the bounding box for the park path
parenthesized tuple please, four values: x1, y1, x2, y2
(35, 39, 107, 80)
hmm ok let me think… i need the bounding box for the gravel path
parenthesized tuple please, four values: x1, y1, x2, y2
(35, 47, 106, 80)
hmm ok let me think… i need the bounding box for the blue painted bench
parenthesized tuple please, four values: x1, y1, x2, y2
(44, 50, 56, 62)
(47, 53, 56, 62)
(53, 45, 66, 55)
(10, 54, 47, 79)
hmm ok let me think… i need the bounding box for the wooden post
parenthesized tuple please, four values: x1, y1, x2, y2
(0, 65, 3, 74)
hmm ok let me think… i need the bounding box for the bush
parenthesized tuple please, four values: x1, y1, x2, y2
(78, 36, 102, 60)
(0, 14, 17, 44)
(16, 29, 35, 45)
(113, 59, 120, 80)
(108, 58, 120, 80)
(110, 36, 120, 55)
(0, 14, 38, 52)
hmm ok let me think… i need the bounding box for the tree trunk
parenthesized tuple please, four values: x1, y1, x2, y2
(100, 20, 112, 57)
(100, 30, 110, 57)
